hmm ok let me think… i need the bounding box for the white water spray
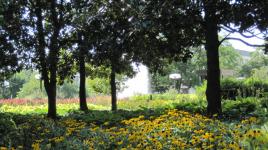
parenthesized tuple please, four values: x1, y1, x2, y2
(118, 63, 151, 99)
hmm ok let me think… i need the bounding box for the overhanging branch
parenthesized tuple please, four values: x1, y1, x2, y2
(221, 25, 264, 39)
(224, 37, 265, 47)
(218, 32, 232, 46)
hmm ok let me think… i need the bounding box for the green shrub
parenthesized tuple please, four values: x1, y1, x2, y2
(195, 81, 207, 100)
(130, 93, 196, 102)
(221, 78, 268, 99)
(222, 98, 259, 118)
(0, 113, 22, 147)
(221, 78, 243, 99)
(174, 100, 206, 113)
(87, 78, 110, 96)
(260, 98, 268, 108)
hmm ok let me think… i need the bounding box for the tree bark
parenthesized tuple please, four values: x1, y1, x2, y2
(46, 0, 60, 119)
(203, 1, 222, 116)
(78, 33, 88, 111)
(35, 1, 57, 119)
(110, 63, 117, 111)
(32, 0, 64, 119)
(47, 83, 57, 118)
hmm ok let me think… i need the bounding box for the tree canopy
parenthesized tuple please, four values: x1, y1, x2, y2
(0, 1, 24, 81)
(1, 0, 268, 117)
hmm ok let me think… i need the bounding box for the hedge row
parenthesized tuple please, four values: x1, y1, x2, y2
(221, 78, 268, 99)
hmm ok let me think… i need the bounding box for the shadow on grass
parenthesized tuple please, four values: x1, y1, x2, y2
(1, 101, 266, 127)
(1, 103, 267, 147)
(66, 108, 167, 126)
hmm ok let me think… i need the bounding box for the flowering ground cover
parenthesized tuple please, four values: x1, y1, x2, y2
(0, 96, 268, 149)
(0, 109, 268, 150)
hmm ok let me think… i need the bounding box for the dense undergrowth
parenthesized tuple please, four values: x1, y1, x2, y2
(0, 95, 268, 149)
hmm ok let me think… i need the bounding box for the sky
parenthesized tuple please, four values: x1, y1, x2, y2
(220, 32, 265, 52)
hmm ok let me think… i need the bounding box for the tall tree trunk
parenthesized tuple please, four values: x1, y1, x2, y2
(47, 82, 57, 118)
(110, 64, 117, 111)
(36, 0, 57, 119)
(78, 33, 88, 111)
(47, 51, 58, 118)
(46, 0, 62, 119)
(203, 1, 222, 116)
(35, 0, 62, 119)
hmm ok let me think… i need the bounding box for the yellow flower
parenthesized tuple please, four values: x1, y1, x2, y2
(117, 141, 123, 145)
(35, 139, 43, 143)
(194, 129, 204, 134)
(32, 143, 40, 150)
(54, 136, 64, 143)
(104, 122, 109, 126)
(202, 132, 211, 139)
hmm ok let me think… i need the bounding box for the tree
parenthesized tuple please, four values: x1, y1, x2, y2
(0, 70, 31, 99)
(150, 42, 241, 93)
(129, 0, 203, 96)
(200, 0, 225, 115)
(150, 48, 205, 93)
(219, 42, 243, 70)
(251, 66, 268, 81)
(240, 49, 268, 77)
(138, 0, 267, 115)
(192, 0, 260, 115)
(92, 0, 137, 111)
(87, 77, 110, 95)
(68, 0, 107, 111)
(200, 0, 267, 115)
(3, 0, 72, 118)
(17, 73, 47, 99)
(32, 0, 71, 118)
(0, 1, 23, 82)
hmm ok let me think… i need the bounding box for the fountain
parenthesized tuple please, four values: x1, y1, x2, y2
(118, 63, 151, 99)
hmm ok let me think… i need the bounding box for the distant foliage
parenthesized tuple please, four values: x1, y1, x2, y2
(87, 78, 110, 96)
(0, 70, 32, 98)
(252, 66, 268, 81)
(239, 49, 268, 77)
(17, 75, 47, 99)
(57, 81, 79, 99)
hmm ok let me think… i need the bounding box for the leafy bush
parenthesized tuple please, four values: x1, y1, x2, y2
(260, 98, 268, 108)
(222, 98, 260, 118)
(221, 78, 243, 99)
(0, 113, 22, 147)
(87, 78, 110, 96)
(195, 81, 207, 100)
(174, 100, 206, 114)
(221, 78, 268, 99)
(252, 66, 268, 81)
(130, 93, 197, 102)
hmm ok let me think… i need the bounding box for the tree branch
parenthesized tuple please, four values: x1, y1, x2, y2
(224, 37, 265, 47)
(218, 32, 232, 46)
(221, 25, 237, 33)
(221, 25, 264, 39)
